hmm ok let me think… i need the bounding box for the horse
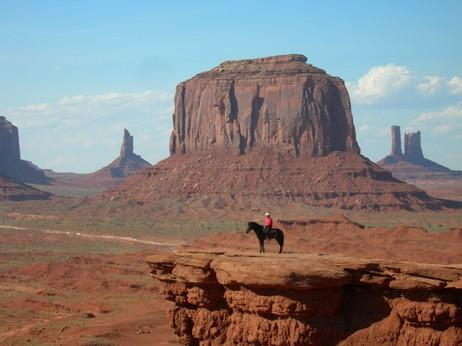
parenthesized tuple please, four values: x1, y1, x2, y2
(246, 221, 284, 254)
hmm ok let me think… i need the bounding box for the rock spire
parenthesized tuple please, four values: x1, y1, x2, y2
(390, 125, 403, 157)
(120, 128, 134, 158)
(404, 131, 424, 163)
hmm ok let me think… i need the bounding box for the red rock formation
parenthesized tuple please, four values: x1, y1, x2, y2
(147, 251, 462, 346)
(170, 54, 359, 157)
(99, 55, 451, 211)
(404, 131, 424, 163)
(120, 128, 134, 158)
(0, 116, 20, 162)
(0, 116, 51, 184)
(378, 127, 462, 201)
(390, 125, 403, 157)
(0, 175, 51, 201)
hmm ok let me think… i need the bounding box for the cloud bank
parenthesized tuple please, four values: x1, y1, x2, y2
(5, 90, 174, 172)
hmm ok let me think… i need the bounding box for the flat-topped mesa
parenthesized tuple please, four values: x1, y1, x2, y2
(169, 54, 359, 157)
(0, 115, 20, 162)
(120, 128, 134, 158)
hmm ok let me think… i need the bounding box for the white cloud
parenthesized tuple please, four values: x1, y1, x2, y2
(448, 76, 462, 95)
(358, 124, 369, 132)
(412, 105, 462, 124)
(348, 64, 412, 104)
(416, 75, 442, 94)
(10, 90, 173, 129)
(5, 90, 174, 172)
(410, 104, 462, 136)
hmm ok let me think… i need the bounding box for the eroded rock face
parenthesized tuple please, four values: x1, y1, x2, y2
(404, 131, 425, 163)
(100, 56, 453, 211)
(147, 251, 462, 346)
(170, 54, 359, 157)
(120, 128, 134, 158)
(0, 116, 51, 185)
(0, 116, 20, 162)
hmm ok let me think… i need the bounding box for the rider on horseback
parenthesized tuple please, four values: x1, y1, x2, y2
(264, 212, 273, 239)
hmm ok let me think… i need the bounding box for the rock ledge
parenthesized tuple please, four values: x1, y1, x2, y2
(147, 251, 462, 345)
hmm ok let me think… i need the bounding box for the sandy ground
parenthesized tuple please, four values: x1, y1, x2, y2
(0, 227, 180, 346)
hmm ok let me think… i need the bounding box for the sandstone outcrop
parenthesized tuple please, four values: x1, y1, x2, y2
(0, 175, 51, 201)
(147, 251, 462, 346)
(378, 126, 462, 201)
(0, 116, 51, 184)
(100, 55, 453, 211)
(170, 54, 359, 157)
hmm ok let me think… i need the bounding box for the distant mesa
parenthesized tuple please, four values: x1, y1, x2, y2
(378, 125, 462, 201)
(47, 128, 151, 189)
(99, 54, 453, 211)
(0, 115, 51, 185)
(379, 126, 450, 171)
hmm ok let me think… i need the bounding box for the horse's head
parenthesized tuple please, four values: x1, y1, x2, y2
(246, 222, 253, 233)
(246, 221, 257, 233)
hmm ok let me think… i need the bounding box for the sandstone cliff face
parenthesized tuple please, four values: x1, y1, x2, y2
(170, 54, 359, 157)
(0, 116, 20, 162)
(147, 251, 462, 346)
(100, 55, 452, 211)
(0, 116, 51, 185)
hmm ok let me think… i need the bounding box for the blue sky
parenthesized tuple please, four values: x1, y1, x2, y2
(1, 1, 461, 172)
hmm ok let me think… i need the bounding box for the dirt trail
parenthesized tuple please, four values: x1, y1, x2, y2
(0, 224, 179, 248)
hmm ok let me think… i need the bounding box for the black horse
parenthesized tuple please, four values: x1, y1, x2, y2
(246, 221, 284, 254)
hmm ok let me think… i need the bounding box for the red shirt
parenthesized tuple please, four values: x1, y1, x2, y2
(264, 216, 273, 228)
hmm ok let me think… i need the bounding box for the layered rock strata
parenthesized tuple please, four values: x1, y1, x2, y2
(147, 251, 462, 346)
(101, 55, 452, 211)
(170, 54, 359, 157)
(0, 175, 51, 201)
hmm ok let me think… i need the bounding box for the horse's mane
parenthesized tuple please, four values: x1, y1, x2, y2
(248, 221, 260, 227)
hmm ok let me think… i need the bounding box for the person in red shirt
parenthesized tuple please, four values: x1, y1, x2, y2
(264, 212, 273, 239)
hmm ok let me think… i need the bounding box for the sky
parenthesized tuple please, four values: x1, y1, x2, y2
(1, 0, 461, 172)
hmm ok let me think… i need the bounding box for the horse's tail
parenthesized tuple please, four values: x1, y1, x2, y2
(279, 229, 284, 254)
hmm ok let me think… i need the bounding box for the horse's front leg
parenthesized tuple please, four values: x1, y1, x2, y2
(260, 240, 265, 254)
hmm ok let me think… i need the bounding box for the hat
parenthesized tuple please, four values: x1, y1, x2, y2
(265, 212, 270, 216)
